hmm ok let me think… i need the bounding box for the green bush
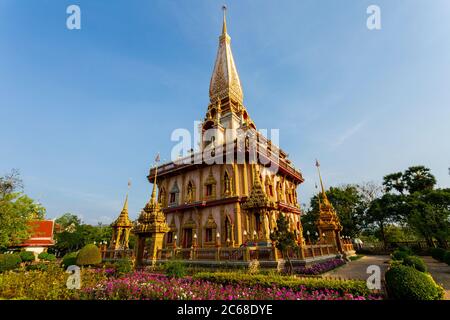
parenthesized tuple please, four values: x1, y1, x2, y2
(430, 248, 446, 261)
(164, 260, 186, 278)
(443, 251, 450, 266)
(385, 265, 444, 300)
(62, 252, 78, 268)
(392, 249, 410, 261)
(192, 272, 373, 296)
(26, 263, 48, 271)
(76, 244, 102, 266)
(38, 252, 56, 262)
(19, 251, 35, 263)
(0, 254, 22, 273)
(402, 256, 427, 273)
(115, 258, 134, 275)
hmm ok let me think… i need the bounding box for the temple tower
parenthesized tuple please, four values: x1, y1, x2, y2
(133, 158, 169, 265)
(315, 160, 344, 254)
(110, 187, 133, 250)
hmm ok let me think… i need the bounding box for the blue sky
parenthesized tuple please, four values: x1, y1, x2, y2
(1, 0, 449, 224)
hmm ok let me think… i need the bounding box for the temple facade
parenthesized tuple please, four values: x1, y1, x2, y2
(125, 9, 354, 266)
(146, 10, 304, 252)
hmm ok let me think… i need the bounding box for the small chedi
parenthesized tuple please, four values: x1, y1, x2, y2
(108, 8, 354, 267)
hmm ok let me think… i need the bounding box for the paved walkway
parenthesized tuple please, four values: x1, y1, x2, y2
(322, 255, 390, 281)
(423, 256, 450, 300)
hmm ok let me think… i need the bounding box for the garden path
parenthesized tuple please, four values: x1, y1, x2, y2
(322, 255, 390, 281)
(422, 256, 450, 300)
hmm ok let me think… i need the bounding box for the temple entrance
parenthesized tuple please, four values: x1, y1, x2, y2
(183, 228, 193, 248)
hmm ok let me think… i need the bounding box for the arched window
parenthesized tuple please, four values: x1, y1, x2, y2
(169, 182, 180, 206)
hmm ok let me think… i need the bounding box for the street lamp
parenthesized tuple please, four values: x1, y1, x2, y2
(253, 230, 257, 240)
(193, 233, 197, 248)
(174, 235, 178, 249)
(306, 230, 311, 244)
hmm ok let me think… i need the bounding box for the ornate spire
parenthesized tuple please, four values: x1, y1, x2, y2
(315, 159, 331, 207)
(209, 6, 243, 103)
(112, 182, 132, 228)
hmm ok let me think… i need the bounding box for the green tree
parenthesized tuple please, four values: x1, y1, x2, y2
(364, 193, 404, 249)
(53, 214, 112, 256)
(406, 189, 450, 248)
(270, 215, 297, 274)
(0, 170, 46, 251)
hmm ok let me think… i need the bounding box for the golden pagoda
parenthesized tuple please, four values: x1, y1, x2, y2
(110, 189, 133, 250)
(315, 160, 343, 253)
(144, 7, 304, 256)
(133, 159, 169, 265)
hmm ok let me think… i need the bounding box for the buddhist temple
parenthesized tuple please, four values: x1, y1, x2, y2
(131, 7, 353, 266)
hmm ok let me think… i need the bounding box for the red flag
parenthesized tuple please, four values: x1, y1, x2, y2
(315, 159, 320, 167)
(155, 153, 160, 162)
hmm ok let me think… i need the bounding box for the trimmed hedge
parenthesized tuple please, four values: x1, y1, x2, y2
(19, 251, 35, 263)
(76, 244, 102, 266)
(403, 256, 427, 273)
(62, 252, 78, 268)
(385, 265, 444, 300)
(0, 254, 22, 273)
(392, 249, 410, 261)
(430, 248, 446, 262)
(192, 272, 373, 296)
(38, 252, 56, 262)
(443, 251, 450, 266)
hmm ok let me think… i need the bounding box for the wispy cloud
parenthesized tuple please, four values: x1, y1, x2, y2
(331, 120, 366, 149)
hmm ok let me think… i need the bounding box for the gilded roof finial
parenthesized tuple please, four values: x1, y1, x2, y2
(315, 159, 331, 206)
(222, 5, 227, 35)
(150, 153, 160, 205)
(122, 179, 131, 212)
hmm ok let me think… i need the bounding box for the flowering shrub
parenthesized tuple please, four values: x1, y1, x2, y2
(193, 272, 375, 297)
(84, 272, 383, 300)
(293, 259, 346, 275)
(0, 263, 108, 300)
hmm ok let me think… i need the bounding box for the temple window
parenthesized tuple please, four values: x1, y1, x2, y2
(205, 228, 213, 242)
(204, 169, 217, 199)
(206, 184, 213, 196)
(167, 231, 173, 243)
(169, 182, 180, 205)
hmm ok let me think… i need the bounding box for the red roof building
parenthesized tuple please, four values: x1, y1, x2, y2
(16, 220, 55, 250)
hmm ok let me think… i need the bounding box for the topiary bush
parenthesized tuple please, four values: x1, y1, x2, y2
(19, 251, 35, 263)
(402, 255, 427, 273)
(443, 251, 450, 266)
(164, 260, 186, 278)
(392, 249, 410, 261)
(38, 252, 56, 262)
(62, 252, 78, 268)
(76, 244, 102, 266)
(430, 248, 446, 261)
(385, 265, 444, 300)
(0, 254, 22, 273)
